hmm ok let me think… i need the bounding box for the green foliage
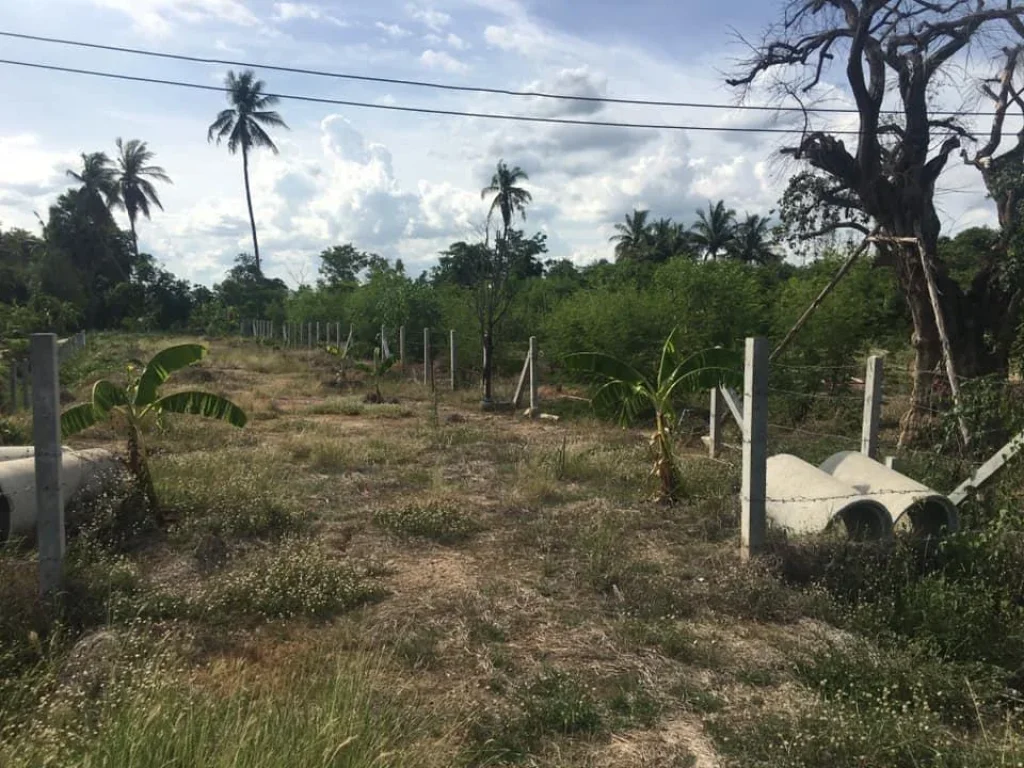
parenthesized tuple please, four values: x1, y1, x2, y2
(565, 332, 741, 501)
(771, 251, 907, 381)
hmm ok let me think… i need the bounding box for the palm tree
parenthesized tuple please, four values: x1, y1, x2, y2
(565, 332, 740, 503)
(480, 160, 532, 242)
(609, 209, 652, 262)
(113, 138, 172, 259)
(689, 200, 737, 261)
(208, 69, 288, 273)
(728, 213, 779, 265)
(649, 217, 692, 263)
(66, 152, 119, 218)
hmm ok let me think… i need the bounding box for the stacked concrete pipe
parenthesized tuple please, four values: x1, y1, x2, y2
(766, 451, 958, 539)
(0, 447, 120, 542)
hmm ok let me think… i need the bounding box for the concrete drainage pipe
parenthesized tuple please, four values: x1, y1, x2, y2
(766, 453, 892, 540)
(819, 451, 958, 536)
(0, 448, 121, 543)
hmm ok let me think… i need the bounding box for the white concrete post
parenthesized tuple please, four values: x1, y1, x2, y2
(741, 337, 768, 560)
(399, 326, 406, 368)
(709, 387, 723, 459)
(336, 322, 341, 347)
(380, 324, 386, 355)
(307, 323, 312, 349)
(861, 355, 883, 459)
(450, 330, 457, 390)
(424, 328, 432, 388)
(528, 336, 538, 416)
(31, 334, 65, 595)
(316, 321, 321, 345)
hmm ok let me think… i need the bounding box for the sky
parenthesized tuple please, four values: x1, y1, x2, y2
(0, 0, 1010, 287)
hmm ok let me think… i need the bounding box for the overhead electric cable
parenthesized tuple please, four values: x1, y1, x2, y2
(0, 57, 882, 134)
(0, 29, 1003, 118)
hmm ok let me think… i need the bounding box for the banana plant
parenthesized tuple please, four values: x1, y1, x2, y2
(358, 347, 396, 402)
(565, 331, 740, 502)
(61, 344, 247, 511)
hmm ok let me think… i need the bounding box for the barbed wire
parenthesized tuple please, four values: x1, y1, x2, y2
(767, 387, 868, 402)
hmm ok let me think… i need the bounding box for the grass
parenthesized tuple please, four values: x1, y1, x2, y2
(0, 653, 445, 768)
(5, 333, 1024, 768)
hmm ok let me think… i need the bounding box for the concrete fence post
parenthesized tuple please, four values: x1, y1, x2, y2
(861, 355, 883, 459)
(423, 328, 432, 388)
(709, 387, 723, 459)
(336, 322, 341, 347)
(31, 334, 65, 596)
(316, 322, 321, 346)
(528, 336, 538, 417)
(307, 323, 312, 349)
(399, 326, 406, 368)
(450, 330, 457, 390)
(741, 337, 768, 560)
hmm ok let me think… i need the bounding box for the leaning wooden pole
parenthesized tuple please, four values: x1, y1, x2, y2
(770, 231, 876, 362)
(915, 238, 970, 447)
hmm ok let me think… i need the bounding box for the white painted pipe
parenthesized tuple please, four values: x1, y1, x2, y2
(0, 447, 35, 462)
(819, 451, 958, 535)
(766, 453, 891, 540)
(0, 448, 120, 542)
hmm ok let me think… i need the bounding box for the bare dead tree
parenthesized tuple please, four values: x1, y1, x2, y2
(730, 0, 1024, 440)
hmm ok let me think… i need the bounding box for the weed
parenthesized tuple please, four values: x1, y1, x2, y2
(156, 457, 307, 540)
(373, 499, 479, 543)
(617, 619, 722, 667)
(196, 540, 381, 620)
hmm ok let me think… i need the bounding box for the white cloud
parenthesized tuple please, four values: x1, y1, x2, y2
(420, 49, 469, 74)
(446, 32, 467, 50)
(407, 4, 451, 31)
(273, 2, 347, 26)
(91, 0, 258, 35)
(375, 21, 411, 38)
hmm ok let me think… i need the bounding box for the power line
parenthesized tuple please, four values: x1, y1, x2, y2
(0, 57, 874, 134)
(0, 29, 1002, 118)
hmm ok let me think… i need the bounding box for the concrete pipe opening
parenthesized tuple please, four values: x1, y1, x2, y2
(895, 497, 959, 537)
(830, 500, 893, 541)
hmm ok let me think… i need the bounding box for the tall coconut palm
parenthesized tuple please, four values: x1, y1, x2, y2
(112, 138, 172, 259)
(689, 200, 737, 261)
(480, 160, 532, 242)
(207, 69, 288, 273)
(609, 209, 652, 262)
(728, 213, 779, 265)
(66, 152, 119, 218)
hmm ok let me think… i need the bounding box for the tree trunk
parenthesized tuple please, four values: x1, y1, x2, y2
(129, 216, 139, 261)
(242, 145, 261, 273)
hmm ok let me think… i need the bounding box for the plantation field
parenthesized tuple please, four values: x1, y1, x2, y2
(3, 334, 1024, 767)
